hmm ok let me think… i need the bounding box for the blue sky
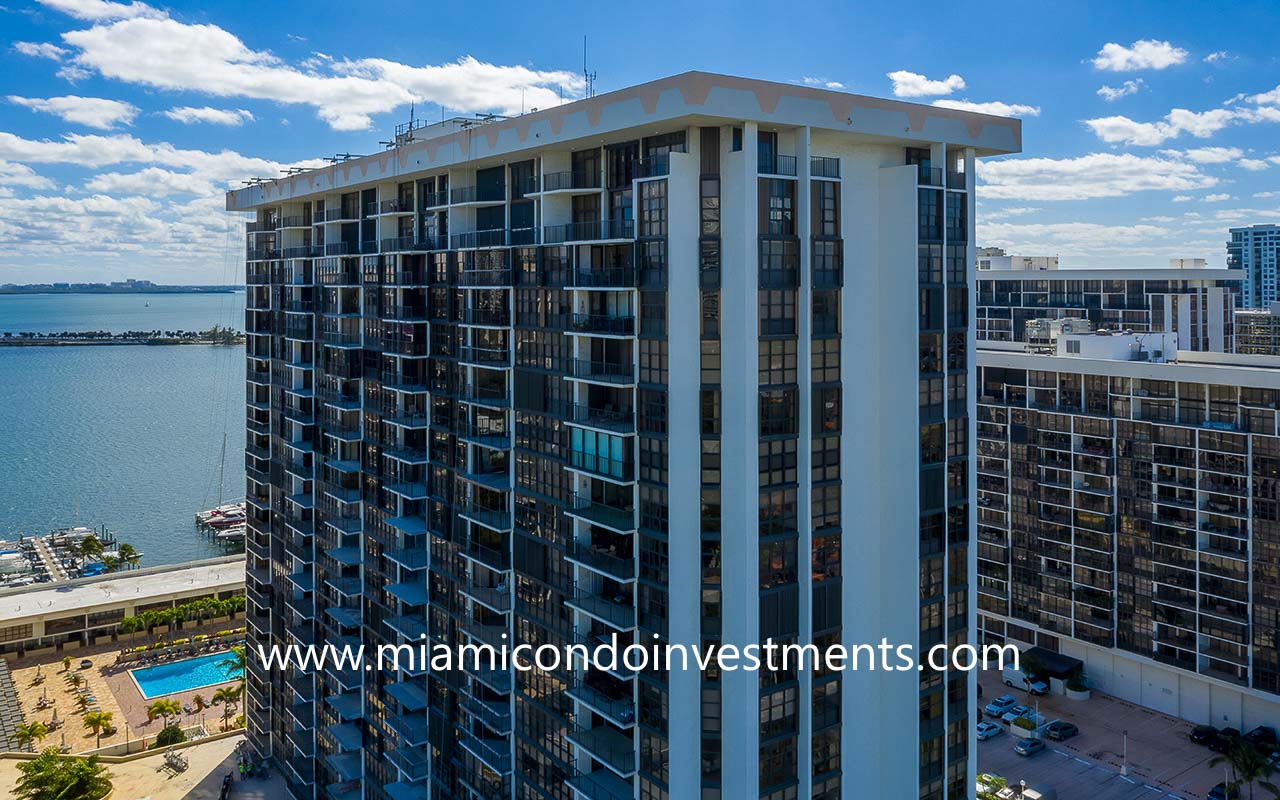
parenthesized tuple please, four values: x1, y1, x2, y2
(1, 0, 1278, 283)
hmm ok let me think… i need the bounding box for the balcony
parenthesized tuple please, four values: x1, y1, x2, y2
(461, 693, 512, 735)
(567, 586, 636, 630)
(916, 165, 943, 186)
(458, 268, 513, 287)
(570, 359, 634, 385)
(810, 156, 840, 179)
(385, 614, 430, 642)
(758, 153, 797, 176)
(462, 308, 511, 327)
(461, 384, 511, 408)
(633, 155, 670, 179)
(461, 579, 512, 612)
(540, 170, 602, 192)
(459, 731, 513, 775)
(387, 711, 429, 747)
(385, 745, 431, 783)
(544, 219, 634, 244)
(566, 497, 636, 534)
(572, 267, 637, 289)
(566, 540, 635, 582)
(374, 198, 413, 215)
(567, 678, 636, 727)
(566, 403, 635, 435)
(569, 313, 635, 336)
(461, 618, 509, 649)
(451, 229, 508, 250)
(460, 345, 511, 367)
(566, 724, 636, 777)
(463, 538, 511, 572)
(566, 770, 634, 800)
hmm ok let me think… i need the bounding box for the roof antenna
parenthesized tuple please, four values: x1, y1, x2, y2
(583, 35, 596, 98)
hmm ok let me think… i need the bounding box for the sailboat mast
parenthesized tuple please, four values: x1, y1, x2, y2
(217, 432, 227, 507)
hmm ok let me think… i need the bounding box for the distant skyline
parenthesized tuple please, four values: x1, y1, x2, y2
(0, 0, 1278, 283)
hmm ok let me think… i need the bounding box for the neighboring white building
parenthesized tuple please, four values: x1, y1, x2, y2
(976, 267, 1241, 352)
(976, 247, 1059, 272)
(977, 344, 1280, 734)
(227, 71, 1022, 800)
(1228, 223, 1280, 308)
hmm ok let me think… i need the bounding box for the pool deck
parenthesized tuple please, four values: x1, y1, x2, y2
(7, 623, 244, 753)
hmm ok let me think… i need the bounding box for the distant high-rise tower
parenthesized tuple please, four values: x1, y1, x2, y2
(1228, 223, 1280, 308)
(227, 71, 1021, 800)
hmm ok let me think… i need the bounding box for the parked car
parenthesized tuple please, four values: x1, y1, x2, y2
(1190, 725, 1218, 745)
(1245, 726, 1277, 752)
(1002, 665, 1049, 695)
(1208, 782, 1241, 800)
(1001, 704, 1031, 725)
(976, 721, 1003, 741)
(1014, 738, 1047, 756)
(1209, 727, 1243, 753)
(1044, 720, 1079, 741)
(984, 694, 1018, 719)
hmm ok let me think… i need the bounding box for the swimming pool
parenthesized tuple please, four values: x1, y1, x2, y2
(129, 650, 239, 699)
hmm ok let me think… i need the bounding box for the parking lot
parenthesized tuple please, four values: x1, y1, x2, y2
(977, 670, 1227, 799)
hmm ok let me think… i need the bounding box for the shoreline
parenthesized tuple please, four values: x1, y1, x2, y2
(0, 339, 245, 348)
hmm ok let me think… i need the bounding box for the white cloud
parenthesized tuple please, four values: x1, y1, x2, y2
(1239, 159, 1271, 171)
(1251, 84, 1280, 105)
(0, 161, 55, 190)
(1085, 107, 1247, 145)
(1159, 146, 1242, 163)
(0, 132, 323, 181)
(84, 167, 215, 196)
(1092, 39, 1189, 72)
(982, 206, 1041, 220)
(886, 70, 965, 98)
(13, 41, 70, 59)
(1204, 51, 1230, 63)
(1255, 191, 1279, 199)
(37, 0, 164, 21)
(8, 95, 138, 129)
(161, 106, 255, 126)
(1096, 79, 1144, 101)
(57, 15, 584, 130)
(1202, 193, 1231, 202)
(976, 153, 1217, 201)
(1172, 195, 1193, 202)
(932, 99, 1040, 117)
(800, 77, 845, 90)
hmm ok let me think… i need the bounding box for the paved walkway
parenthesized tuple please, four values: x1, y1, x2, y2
(0, 734, 285, 799)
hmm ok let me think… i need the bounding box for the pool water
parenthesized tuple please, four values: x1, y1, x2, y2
(129, 650, 239, 699)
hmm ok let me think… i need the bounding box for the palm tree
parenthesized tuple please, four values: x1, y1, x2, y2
(75, 694, 91, 713)
(79, 535, 104, 564)
(100, 554, 121, 574)
(68, 673, 84, 690)
(192, 694, 207, 712)
(1210, 738, 1279, 799)
(117, 543, 141, 570)
(61, 656, 72, 672)
(218, 645, 247, 697)
(212, 686, 239, 730)
(147, 698, 181, 728)
(11, 721, 48, 752)
(15, 748, 112, 800)
(83, 710, 113, 747)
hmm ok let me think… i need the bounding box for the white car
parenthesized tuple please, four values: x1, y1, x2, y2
(976, 721, 1003, 740)
(1001, 704, 1031, 725)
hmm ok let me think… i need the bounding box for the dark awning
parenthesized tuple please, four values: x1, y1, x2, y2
(1026, 646, 1082, 679)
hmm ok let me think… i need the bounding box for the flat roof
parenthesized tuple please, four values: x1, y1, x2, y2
(226, 70, 1021, 211)
(0, 555, 244, 624)
(976, 268, 1239, 282)
(977, 346, 1280, 388)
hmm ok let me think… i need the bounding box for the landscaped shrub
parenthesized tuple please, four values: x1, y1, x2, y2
(1012, 717, 1036, 731)
(150, 725, 186, 749)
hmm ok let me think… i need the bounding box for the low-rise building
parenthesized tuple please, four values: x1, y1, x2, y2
(1236, 302, 1280, 356)
(0, 555, 244, 657)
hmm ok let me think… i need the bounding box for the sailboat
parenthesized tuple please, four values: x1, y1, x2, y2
(196, 434, 245, 528)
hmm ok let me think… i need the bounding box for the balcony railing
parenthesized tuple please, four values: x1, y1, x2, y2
(422, 190, 448, 208)
(569, 313, 635, 336)
(452, 229, 508, 249)
(458, 268, 513, 287)
(810, 156, 840, 179)
(758, 153, 797, 176)
(633, 155, 670, 179)
(462, 308, 511, 326)
(566, 540, 635, 581)
(542, 170, 602, 192)
(566, 725, 636, 776)
(566, 403, 634, 434)
(460, 345, 511, 366)
(917, 165, 943, 186)
(544, 219, 634, 244)
(570, 359, 635, 384)
(572, 267, 637, 289)
(451, 185, 507, 204)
